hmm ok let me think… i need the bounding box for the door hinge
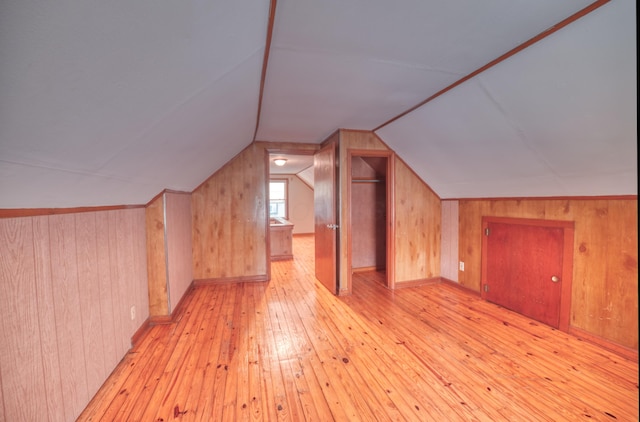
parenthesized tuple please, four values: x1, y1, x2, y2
(483, 284, 489, 292)
(484, 228, 490, 236)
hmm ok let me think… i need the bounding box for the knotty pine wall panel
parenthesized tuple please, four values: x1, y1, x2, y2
(336, 130, 442, 288)
(338, 130, 388, 290)
(0, 208, 149, 421)
(146, 194, 168, 317)
(393, 157, 441, 284)
(458, 198, 638, 350)
(192, 143, 268, 281)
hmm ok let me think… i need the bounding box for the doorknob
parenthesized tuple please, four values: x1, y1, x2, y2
(326, 224, 339, 230)
(551, 275, 560, 283)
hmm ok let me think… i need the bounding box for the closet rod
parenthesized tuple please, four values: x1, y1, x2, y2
(352, 179, 384, 183)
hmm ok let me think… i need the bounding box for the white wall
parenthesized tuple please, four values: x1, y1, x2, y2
(273, 175, 314, 234)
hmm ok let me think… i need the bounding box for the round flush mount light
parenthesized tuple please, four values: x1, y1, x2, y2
(273, 158, 287, 166)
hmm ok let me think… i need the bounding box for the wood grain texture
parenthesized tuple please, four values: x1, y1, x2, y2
(95, 211, 119, 371)
(131, 208, 150, 331)
(32, 215, 66, 420)
(393, 156, 441, 284)
(146, 194, 169, 316)
(338, 130, 388, 292)
(79, 235, 639, 421)
(351, 181, 386, 269)
(50, 213, 91, 419)
(165, 191, 194, 313)
(76, 212, 109, 398)
(110, 211, 134, 358)
(458, 198, 638, 350)
(194, 131, 441, 294)
(0, 217, 49, 421)
(192, 143, 268, 281)
(350, 156, 387, 272)
(440, 200, 459, 281)
(339, 130, 440, 291)
(314, 139, 338, 294)
(0, 208, 149, 422)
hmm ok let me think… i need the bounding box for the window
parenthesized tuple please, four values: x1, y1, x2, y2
(269, 179, 288, 218)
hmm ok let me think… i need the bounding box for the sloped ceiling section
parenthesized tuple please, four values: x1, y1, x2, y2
(256, 0, 597, 142)
(0, 0, 271, 208)
(376, 0, 637, 198)
(0, 0, 636, 208)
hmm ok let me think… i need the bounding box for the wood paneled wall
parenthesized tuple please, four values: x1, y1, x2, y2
(191, 143, 268, 281)
(457, 197, 638, 350)
(146, 195, 168, 316)
(441, 199, 459, 281)
(351, 182, 386, 269)
(338, 130, 387, 291)
(0, 208, 149, 421)
(351, 156, 386, 269)
(393, 157, 441, 284)
(165, 192, 193, 312)
(337, 130, 442, 289)
(147, 191, 194, 318)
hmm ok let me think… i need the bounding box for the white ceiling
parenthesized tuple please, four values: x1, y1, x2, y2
(377, 0, 637, 198)
(0, 0, 636, 208)
(269, 154, 314, 176)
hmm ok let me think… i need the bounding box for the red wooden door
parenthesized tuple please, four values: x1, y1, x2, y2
(314, 142, 338, 294)
(484, 221, 564, 328)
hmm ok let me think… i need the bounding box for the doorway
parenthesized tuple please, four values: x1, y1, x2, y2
(267, 151, 316, 262)
(481, 217, 574, 331)
(347, 150, 395, 292)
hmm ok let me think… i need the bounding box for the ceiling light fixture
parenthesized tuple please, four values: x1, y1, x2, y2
(274, 158, 287, 166)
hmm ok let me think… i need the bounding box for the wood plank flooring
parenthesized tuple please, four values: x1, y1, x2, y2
(79, 234, 639, 421)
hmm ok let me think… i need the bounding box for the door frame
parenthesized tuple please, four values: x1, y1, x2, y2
(264, 143, 320, 281)
(481, 216, 574, 332)
(346, 149, 395, 293)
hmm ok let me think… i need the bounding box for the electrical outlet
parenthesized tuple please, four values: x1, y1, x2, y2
(130, 305, 136, 321)
(459, 261, 465, 271)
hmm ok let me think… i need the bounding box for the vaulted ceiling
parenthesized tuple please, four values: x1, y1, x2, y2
(0, 0, 635, 208)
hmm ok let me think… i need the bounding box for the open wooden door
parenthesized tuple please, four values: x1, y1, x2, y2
(482, 217, 574, 330)
(314, 142, 338, 294)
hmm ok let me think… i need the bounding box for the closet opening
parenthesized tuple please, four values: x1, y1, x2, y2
(347, 150, 394, 291)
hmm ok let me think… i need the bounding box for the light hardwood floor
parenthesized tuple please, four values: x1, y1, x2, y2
(79, 234, 639, 421)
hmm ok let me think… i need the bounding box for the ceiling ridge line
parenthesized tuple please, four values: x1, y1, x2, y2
(95, 45, 266, 171)
(372, 0, 611, 133)
(252, 0, 278, 143)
